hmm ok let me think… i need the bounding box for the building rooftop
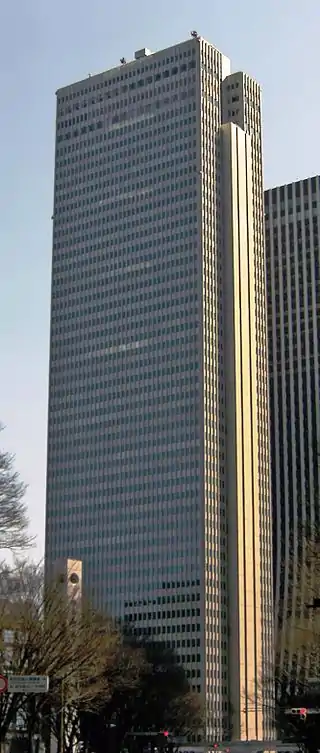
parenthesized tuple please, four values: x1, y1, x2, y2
(55, 33, 224, 95)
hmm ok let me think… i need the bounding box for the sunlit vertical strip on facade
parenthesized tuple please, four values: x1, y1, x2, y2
(222, 75, 274, 739)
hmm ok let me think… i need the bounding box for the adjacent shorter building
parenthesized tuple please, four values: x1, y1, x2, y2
(265, 176, 320, 678)
(45, 34, 274, 740)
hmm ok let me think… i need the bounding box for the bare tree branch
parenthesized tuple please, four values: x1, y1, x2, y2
(0, 426, 34, 551)
(0, 561, 142, 750)
(0, 563, 203, 753)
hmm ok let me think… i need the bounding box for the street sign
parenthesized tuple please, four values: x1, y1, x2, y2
(7, 675, 49, 694)
(0, 675, 8, 694)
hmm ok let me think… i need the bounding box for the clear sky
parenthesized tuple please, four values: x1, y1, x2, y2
(0, 0, 319, 559)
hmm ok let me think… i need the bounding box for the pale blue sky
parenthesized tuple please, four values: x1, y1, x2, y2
(0, 0, 319, 558)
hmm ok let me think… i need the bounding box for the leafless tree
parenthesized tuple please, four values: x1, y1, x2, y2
(0, 426, 33, 550)
(0, 561, 144, 753)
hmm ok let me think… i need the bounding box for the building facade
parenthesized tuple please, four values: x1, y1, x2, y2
(46, 35, 273, 741)
(265, 176, 320, 678)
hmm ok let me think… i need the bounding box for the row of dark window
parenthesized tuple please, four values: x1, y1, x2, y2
(265, 176, 319, 204)
(125, 607, 201, 621)
(58, 49, 197, 103)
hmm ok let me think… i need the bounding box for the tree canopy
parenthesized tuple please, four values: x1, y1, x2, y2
(83, 637, 203, 753)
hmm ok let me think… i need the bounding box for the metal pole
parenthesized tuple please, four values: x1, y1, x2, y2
(60, 680, 64, 753)
(27, 695, 34, 753)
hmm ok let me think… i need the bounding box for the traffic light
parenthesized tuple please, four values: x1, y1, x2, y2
(289, 707, 308, 720)
(155, 732, 170, 749)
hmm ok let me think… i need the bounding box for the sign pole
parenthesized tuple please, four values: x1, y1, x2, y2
(60, 679, 64, 753)
(27, 695, 36, 753)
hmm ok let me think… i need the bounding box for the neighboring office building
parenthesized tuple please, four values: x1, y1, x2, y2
(265, 176, 320, 678)
(45, 34, 273, 741)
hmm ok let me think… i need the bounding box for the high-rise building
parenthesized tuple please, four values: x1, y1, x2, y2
(265, 176, 320, 679)
(46, 34, 273, 741)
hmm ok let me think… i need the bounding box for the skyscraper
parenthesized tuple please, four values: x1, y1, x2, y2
(46, 34, 273, 741)
(265, 176, 320, 679)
